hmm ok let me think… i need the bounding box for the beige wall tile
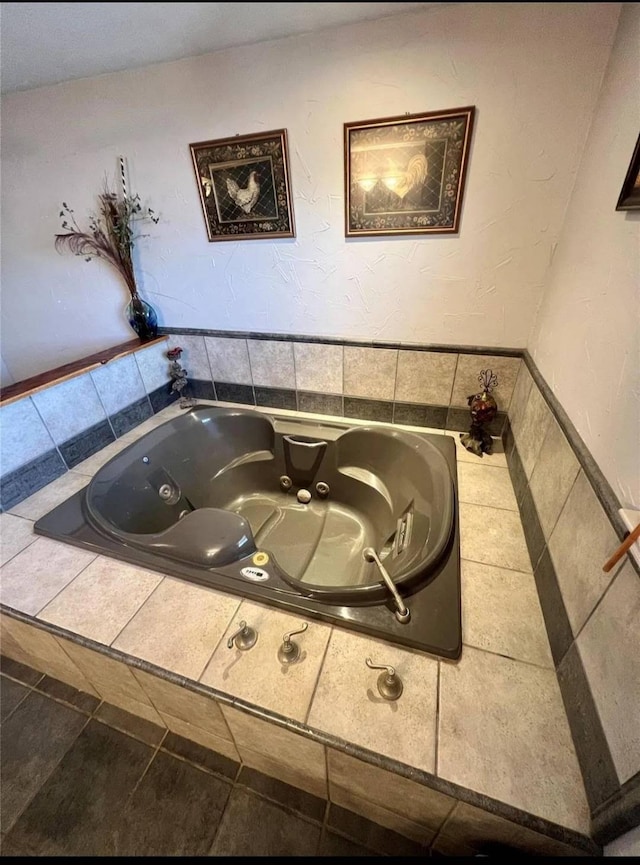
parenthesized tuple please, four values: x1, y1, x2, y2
(329, 784, 435, 846)
(114, 577, 240, 679)
(1, 616, 97, 694)
(512, 384, 553, 479)
(108, 693, 166, 726)
(159, 712, 240, 763)
(133, 667, 233, 741)
(221, 705, 326, 787)
(577, 562, 640, 784)
(38, 557, 163, 646)
(247, 340, 295, 388)
(0, 628, 32, 665)
(307, 629, 437, 773)
(549, 470, 621, 634)
(0, 537, 97, 615)
(457, 463, 517, 511)
(343, 347, 397, 400)
(327, 749, 453, 829)
(459, 502, 531, 573)
(508, 363, 534, 438)
(293, 343, 343, 394)
(450, 355, 521, 412)
(59, 637, 153, 707)
(439, 645, 589, 834)
(200, 601, 331, 722)
(205, 337, 252, 385)
(240, 746, 327, 799)
(395, 351, 457, 406)
(0, 513, 37, 566)
(167, 334, 212, 381)
(461, 560, 553, 667)
(9, 472, 88, 521)
(529, 419, 580, 539)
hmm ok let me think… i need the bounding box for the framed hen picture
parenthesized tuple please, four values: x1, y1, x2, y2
(344, 107, 475, 237)
(190, 129, 295, 241)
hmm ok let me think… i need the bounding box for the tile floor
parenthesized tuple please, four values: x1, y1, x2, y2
(0, 656, 390, 857)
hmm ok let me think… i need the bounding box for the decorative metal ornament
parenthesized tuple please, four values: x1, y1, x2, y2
(167, 347, 197, 409)
(460, 368, 498, 457)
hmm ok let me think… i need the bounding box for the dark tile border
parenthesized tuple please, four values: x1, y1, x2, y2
(94, 702, 165, 747)
(327, 803, 426, 856)
(237, 766, 326, 822)
(159, 326, 523, 357)
(393, 402, 447, 429)
(110, 396, 153, 437)
(344, 397, 393, 423)
(592, 770, 640, 845)
(0, 449, 67, 511)
(254, 387, 297, 411)
(297, 392, 343, 417)
(162, 731, 239, 780)
(187, 379, 216, 401)
(35, 675, 100, 715)
(0, 609, 600, 855)
(533, 549, 573, 667)
(214, 382, 255, 405)
(58, 420, 115, 468)
(557, 645, 619, 813)
(0, 655, 44, 687)
(148, 382, 179, 413)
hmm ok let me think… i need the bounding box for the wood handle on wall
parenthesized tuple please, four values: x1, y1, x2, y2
(602, 523, 640, 573)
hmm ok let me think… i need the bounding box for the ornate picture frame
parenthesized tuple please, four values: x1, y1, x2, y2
(190, 129, 295, 241)
(615, 132, 640, 211)
(344, 107, 475, 237)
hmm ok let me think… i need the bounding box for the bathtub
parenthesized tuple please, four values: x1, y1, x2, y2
(35, 405, 461, 658)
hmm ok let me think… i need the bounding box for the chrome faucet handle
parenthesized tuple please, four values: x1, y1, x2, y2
(366, 657, 403, 701)
(227, 620, 258, 651)
(278, 622, 308, 664)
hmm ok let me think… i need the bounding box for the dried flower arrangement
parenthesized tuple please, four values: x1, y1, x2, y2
(54, 163, 160, 340)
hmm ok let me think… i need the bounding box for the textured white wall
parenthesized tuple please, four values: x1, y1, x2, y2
(1, 2, 619, 380)
(529, 3, 640, 509)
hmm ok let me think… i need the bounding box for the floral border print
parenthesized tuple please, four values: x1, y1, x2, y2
(615, 131, 640, 211)
(344, 107, 475, 237)
(190, 129, 295, 241)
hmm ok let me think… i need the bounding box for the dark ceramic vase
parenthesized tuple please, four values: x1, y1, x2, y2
(126, 295, 158, 341)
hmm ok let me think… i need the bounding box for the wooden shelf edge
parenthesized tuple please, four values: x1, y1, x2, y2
(0, 335, 168, 407)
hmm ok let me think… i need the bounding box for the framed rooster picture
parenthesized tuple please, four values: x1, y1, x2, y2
(190, 129, 295, 241)
(344, 107, 475, 237)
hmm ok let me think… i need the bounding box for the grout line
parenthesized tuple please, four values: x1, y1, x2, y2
(106, 574, 168, 649)
(447, 353, 460, 407)
(29, 395, 70, 474)
(32, 550, 100, 618)
(573, 558, 624, 645)
(124, 728, 169, 802)
(460, 641, 555, 672)
(303, 628, 333, 726)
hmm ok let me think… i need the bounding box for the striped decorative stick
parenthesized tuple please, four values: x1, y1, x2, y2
(119, 156, 127, 200)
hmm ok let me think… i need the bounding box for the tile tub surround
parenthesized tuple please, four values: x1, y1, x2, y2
(505, 357, 640, 843)
(0, 331, 519, 511)
(0, 404, 598, 855)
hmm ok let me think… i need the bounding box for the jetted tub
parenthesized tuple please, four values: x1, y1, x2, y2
(35, 405, 461, 658)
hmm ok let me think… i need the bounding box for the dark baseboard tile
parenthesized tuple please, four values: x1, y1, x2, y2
(344, 397, 393, 423)
(0, 449, 67, 511)
(518, 486, 546, 572)
(557, 643, 620, 814)
(592, 770, 640, 846)
(504, 428, 528, 506)
(327, 803, 426, 856)
(393, 402, 447, 430)
(110, 396, 153, 437)
(214, 382, 255, 406)
(446, 407, 507, 437)
(58, 420, 116, 469)
(158, 326, 523, 357)
(297, 392, 343, 416)
(148, 382, 180, 413)
(522, 351, 628, 545)
(254, 387, 297, 412)
(533, 549, 574, 668)
(187, 379, 216, 401)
